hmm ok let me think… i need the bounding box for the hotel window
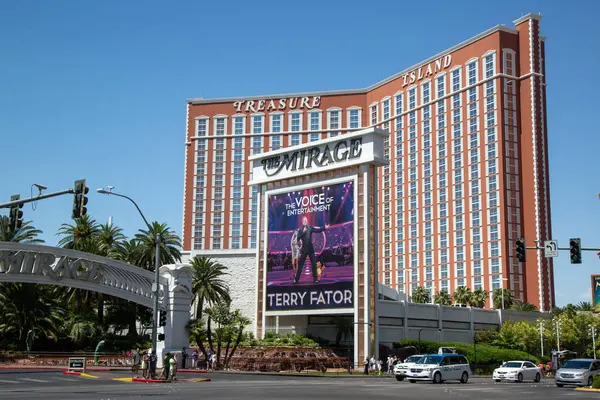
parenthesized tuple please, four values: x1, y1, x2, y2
(490, 258, 500, 274)
(469, 133, 478, 149)
(233, 137, 243, 149)
(489, 208, 499, 224)
(440, 234, 448, 249)
(271, 114, 282, 150)
(473, 243, 482, 259)
(395, 94, 403, 115)
(471, 195, 480, 211)
(421, 82, 430, 105)
(234, 116, 244, 135)
(440, 218, 447, 233)
(455, 184, 463, 199)
(214, 187, 223, 199)
(451, 68, 461, 92)
(233, 149, 243, 161)
(197, 118, 208, 136)
(453, 109, 461, 124)
(212, 237, 221, 250)
(408, 88, 416, 110)
(491, 241, 500, 257)
(215, 150, 224, 162)
(470, 149, 479, 164)
(467, 60, 478, 86)
(470, 165, 479, 179)
(485, 53, 495, 79)
(215, 117, 226, 136)
(487, 159, 497, 175)
(215, 138, 225, 150)
(472, 211, 481, 227)
(489, 224, 499, 241)
(436, 74, 445, 99)
(310, 111, 321, 141)
(471, 180, 480, 195)
(370, 104, 378, 126)
(251, 115, 263, 154)
(214, 163, 224, 175)
(328, 110, 340, 137)
(382, 99, 390, 130)
(473, 260, 482, 276)
(456, 262, 465, 278)
(349, 108, 361, 129)
(439, 203, 447, 218)
(290, 113, 301, 145)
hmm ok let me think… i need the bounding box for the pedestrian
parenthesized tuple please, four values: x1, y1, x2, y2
(363, 358, 369, 375)
(377, 359, 382, 375)
(370, 355, 376, 371)
(169, 353, 178, 381)
(131, 348, 141, 378)
(161, 352, 172, 380)
(181, 347, 187, 369)
(192, 350, 199, 369)
(141, 351, 148, 379)
(148, 349, 157, 379)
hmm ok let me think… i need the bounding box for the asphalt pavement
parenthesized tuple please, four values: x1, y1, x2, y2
(0, 370, 596, 399)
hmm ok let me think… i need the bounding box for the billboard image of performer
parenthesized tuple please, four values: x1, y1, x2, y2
(265, 180, 355, 312)
(294, 216, 329, 284)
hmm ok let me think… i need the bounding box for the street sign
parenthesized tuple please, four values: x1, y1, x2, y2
(67, 357, 86, 373)
(544, 240, 559, 258)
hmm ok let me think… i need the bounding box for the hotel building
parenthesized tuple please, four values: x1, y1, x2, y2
(181, 13, 554, 314)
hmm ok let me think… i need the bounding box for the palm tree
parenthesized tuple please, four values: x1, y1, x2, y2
(469, 288, 488, 308)
(0, 216, 43, 243)
(575, 301, 593, 312)
(492, 288, 514, 309)
(96, 223, 125, 257)
(190, 256, 230, 320)
(57, 215, 100, 250)
(411, 286, 430, 304)
(453, 286, 472, 306)
(134, 222, 181, 270)
(0, 283, 65, 346)
(433, 290, 453, 306)
(512, 300, 538, 312)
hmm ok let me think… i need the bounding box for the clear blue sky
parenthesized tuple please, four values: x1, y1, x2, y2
(1, 0, 598, 307)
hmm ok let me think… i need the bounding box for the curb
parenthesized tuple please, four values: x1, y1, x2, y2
(575, 387, 600, 392)
(208, 371, 500, 379)
(132, 378, 170, 383)
(62, 371, 82, 376)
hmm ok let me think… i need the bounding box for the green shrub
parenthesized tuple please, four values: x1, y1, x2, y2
(593, 375, 600, 389)
(393, 339, 537, 367)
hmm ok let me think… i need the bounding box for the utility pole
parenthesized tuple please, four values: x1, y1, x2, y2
(589, 325, 597, 358)
(554, 318, 562, 352)
(537, 319, 544, 357)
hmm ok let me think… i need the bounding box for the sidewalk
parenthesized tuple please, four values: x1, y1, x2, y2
(0, 365, 208, 373)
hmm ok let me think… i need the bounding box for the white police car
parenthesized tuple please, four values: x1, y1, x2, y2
(405, 353, 471, 384)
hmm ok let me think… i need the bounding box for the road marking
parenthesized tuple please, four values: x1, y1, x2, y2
(113, 377, 133, 382)
(19, 378, 50, 383)
(54, 377, 78, 382)
(0, 379, 18, 384)
(80, 373, 98, 379)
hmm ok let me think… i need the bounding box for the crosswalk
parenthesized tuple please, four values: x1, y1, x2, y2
(0, 376, 79, 385)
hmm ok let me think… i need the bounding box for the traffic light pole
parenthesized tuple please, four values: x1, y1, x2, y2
(526, 245, 600, 252)
(0, 189, 74, 209)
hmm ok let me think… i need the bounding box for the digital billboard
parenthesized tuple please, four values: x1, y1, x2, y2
(592, 275, 600, 313)
(265, 180, 355, 312)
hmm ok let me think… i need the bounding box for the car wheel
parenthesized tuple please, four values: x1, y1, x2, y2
(395, 375, 404, 382)
(588, 376, 593, 387)
(517, 373, 523, 383)
(534, 373, 541, 383)
(460, 372, 469, 384)
(432, 372, 442, 384)
(494, 379, 501, 383)
(409, 380, 416, 383)
(556, 384, 564, 388)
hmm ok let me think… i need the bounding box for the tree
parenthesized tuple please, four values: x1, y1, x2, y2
(134, 222, 182, 270)
(492, 288, 514, 309)
(575, 301, 593, 312)
(411, 286, 430, 304)
(0, 283, 65, 347)
(96, 222, 125, 257)
(433, 290, 453, 306)
(190, 256, 230, 320)
(453, 286, 472, 306)
(204, 301, 250, 368)
(330, 316, 353, 346)
(469, 288, 488, 308)
(494, 321, 539, 354)
(0, 216, 43, 244)
(57, 215, 100, 250)
(512, 300, 538, 312)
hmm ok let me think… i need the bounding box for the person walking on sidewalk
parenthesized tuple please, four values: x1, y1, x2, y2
(148, 349, 157, 379)
(132, 348, 141, 378)
(141, 351, 148, 379)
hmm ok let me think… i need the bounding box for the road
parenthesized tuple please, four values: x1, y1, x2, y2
(0, 370, 596, 399)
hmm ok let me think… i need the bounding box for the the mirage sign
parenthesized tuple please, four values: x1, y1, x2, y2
(249, 127, 388, 185)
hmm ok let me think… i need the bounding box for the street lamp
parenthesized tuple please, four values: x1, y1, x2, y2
(537, 319, 544, 357)
(96, 188, 162, 353)
(553, 318, 562, 352)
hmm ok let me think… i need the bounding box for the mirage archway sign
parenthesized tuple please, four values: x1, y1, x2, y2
(0, 241, 193, 366)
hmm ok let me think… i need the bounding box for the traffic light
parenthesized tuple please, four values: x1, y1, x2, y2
(569, 238, 582, 264)
(159, 310, 167, 327)
(158, 333, 165, 341)
(516, 237, 526, 262)
(72, 179, 89, 219)
(9, 195, 23, 231)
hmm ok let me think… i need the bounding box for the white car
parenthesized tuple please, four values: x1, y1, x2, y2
(393, 355, 423, 381)
(493, 361, 542, 383)
(405, 354, 471, 384)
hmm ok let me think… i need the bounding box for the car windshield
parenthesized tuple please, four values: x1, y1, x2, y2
(502, 362, 523, 368)
(416, 355, 443, 365)
(406, 356, 422, 363)
(562, 360, 591, 370)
